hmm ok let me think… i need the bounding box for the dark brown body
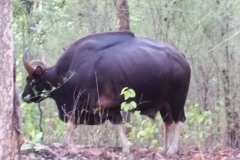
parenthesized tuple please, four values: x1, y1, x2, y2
(22, 31, 191, 154)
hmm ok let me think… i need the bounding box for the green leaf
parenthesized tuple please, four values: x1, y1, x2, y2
(30, 130, 35, 138)
(150, 139, 158, 148)
(128, 89, 136, 98)
(125, 122, 132, 128)
(127, 141, 133, 147)
(120, 87, 129, 95)
(130, 127, 136, 136)
(32, 132, 43, 143)
(34, 143, 45, 151)
(130, 101, 137, 109)
(121, 102, 127, 110)
(204, 111, 212, 117)
(198, 115, 204, 124)
(16, 72, 23, 82)
(134, 111, 141, 121)
(141, 119, 147, 126)
(124, 93, 130, 100)
(205, 118, 212, 125)
(198, 131, 204, 140)
(21, 144, 33, 151)
(134, 110, 140, 115)
(123, 103, 130, 112)
(137, 130, 146, 138)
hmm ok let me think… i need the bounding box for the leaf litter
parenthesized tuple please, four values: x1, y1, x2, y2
(21, 143, 240, 160)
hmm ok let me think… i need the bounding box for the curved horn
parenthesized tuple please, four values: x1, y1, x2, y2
(23, 48, 35, 75)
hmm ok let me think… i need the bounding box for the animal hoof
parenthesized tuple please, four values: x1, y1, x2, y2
(122, 147, 130, 154)
(62, 141, 68, 146)
(162, 146, 168, 153)
(166, 148, 177, 155)
(62, 138, 70, 146)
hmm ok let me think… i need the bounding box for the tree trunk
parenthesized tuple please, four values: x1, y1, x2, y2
(221, 12, 240, 147)
(114, 0, 131, 135)
(0, 0, 21, 159)
(114, 0, 130, 31)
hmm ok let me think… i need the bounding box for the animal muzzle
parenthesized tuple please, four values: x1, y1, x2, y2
(22, 93, 32, 103)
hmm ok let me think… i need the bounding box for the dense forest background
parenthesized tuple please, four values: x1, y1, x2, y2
(13, 0, 240, 158)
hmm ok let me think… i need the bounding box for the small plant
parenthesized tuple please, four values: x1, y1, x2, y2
(120, 87, 137, 111)
(120, 87, 159, 149)
(21, 132, 45, 151)
(183, 101, 213, 145)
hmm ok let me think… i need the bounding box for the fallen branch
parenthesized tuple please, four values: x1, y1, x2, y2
(21, 139, 64, 160)
(41, 146, 64, 160)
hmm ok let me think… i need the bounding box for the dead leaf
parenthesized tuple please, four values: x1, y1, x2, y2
(218, 150, 231, 157)
(68, 144, 80, 154)
(59, 149, 69, 157)
(191, 152, 205, 160)
(87, 147, 102, 156)
(106, 152, 122, 160)
(153, 152, 165, 160)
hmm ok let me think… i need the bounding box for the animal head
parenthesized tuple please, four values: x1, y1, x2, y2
(22, 49, 51, 103)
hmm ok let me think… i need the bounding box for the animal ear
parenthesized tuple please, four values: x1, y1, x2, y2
(35, 66, 43, 77)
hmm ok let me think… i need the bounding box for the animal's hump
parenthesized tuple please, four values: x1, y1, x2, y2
(72, 31, 135, 52)
(80, 31, 135, 42)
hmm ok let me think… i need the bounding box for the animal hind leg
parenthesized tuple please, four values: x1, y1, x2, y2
(159, 103, 174, 153)
(62, 121, 77, 145)
(166, 94, 187, 154)
(165, 74, 189, 154)
(109, 112, 130, 154)
(166, 121, 183, 155)
(163, 122, 174, 152)
(114, 124, 130, 154)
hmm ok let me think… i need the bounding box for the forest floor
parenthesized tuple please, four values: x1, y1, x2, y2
(21, 143, 240, 160)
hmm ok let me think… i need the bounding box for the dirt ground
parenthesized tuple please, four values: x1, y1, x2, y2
(21, 143, 240, 160)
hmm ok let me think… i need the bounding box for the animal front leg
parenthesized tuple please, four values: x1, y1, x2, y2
(62, 121, 77, 145)
(114, 124, 130, 154)
(166, 121, 183, 155)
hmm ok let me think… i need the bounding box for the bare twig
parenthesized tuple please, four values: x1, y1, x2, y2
(206, 30, 240, 54)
